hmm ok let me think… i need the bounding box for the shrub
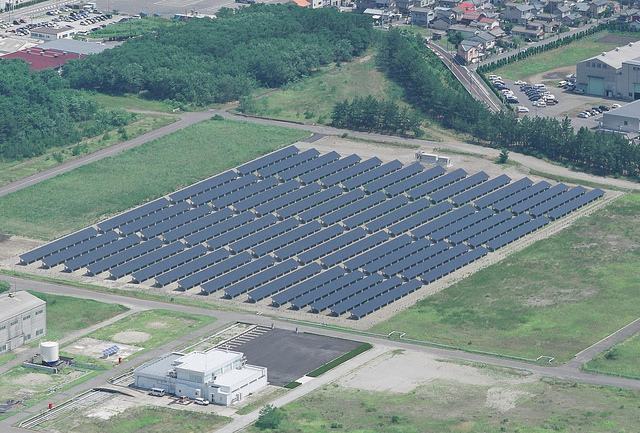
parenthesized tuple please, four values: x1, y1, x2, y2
(255, 404, 285, 430)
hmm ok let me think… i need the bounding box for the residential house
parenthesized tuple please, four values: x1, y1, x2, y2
(589, 0, 609, 17)
(617, 7, 640, 22)
(448, 23, 479, 37)
(556, 4, 571, 18)
(478, 16, 500, 29)
(469, 30, 496, 50)
(460, 10, 485, 23)
(439, 0, 459, 7)
(451, 5, 465, 19)
(457, 39, 483, 62)
(503, 2, 535, 23)
(430, 17, 454, 28)
(575, 3, 591, 16)
(489, 26, 506, 39)
(411, 6, 435, 24)
(397, 0, 414, 13)
(562, 12, 583, 26)
(511, 23, 544, 39)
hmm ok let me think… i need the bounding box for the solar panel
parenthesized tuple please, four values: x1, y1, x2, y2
(298, 189, 366, 223)
(320, 192, 387, 226)
(212, 177, 279, 210)
(384, 165, 446, 196)
(528, 186, 587, 218)
(492, 181, 551, 212)
(118, 201, 192, 236)
(321, 231, 390, 268)
(273, 224, 344, 260)
(343, 195, 409, 230)
(341, 159, 403, 191)
(344, 234, 413, 271)
(205, 214, 278, 252)
(98, 197, 170, 232)
(64, 234, 142, 272)
(102, 345, 120, 356)
(366, 198, 431, 232)
(41, 231, 120, 269)
(451, 174, 511, 207)
(279, 151, 340, 182)
(290, 270, 365, 310)
(320, 156, 382, 188)
(406, 168, 467, 200)
(169, 170, 237, 203)
(236, 145, 299, 175)
(109, 241, 185, 280)
(465, 213, 532, 248)
(387, 201, 454, 236)
(251, 221, 323, 257)
(310, 273, 385, 313)
(511, 183, 569, 214)
(132, 244, 208, 283)
(547, 188, 604, 220)
(474, 177, 533, 209)
(362, 237, 433, 274)
(154, 248, 230, 287)
(330, 276, 404, 316)
(297, 227, 368, 264)
(419, 246, 489, 283)
(200, 255, 277, 295)
(257, 148, 320, 178)
(247, 262, 323, 302)
(190, 174, 259, 206)
(277, 186, 344, 220)
(223, 258, 300, 298)
(20, 226, 98, 265)
(349, 279, 423, 319)
(430, 171, 489, 203)
(448, 211, 514, 245)
(184, 211, 256, 246)
(299, 153, 361, 184)
(399, 243, 469, 280)
(486, 216, 551, 251)
(428, 207, 495, 242)
(411, 204, 476, 239)
(272, 266, 346, 306)
(142, 204, 215, 240)
(380, 240, 452, 278)
(86, 237, 164, 276)
(177, 251, 253, 291)
(363, 162, 424, 194)
(161, 208, 235, 243)
(232, 180, 301, 213)
(255, 183, 322, 217)
(228, 217, 299, 254)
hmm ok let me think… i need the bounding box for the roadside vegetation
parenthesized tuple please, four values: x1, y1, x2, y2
(371, 192, 640, 363)
(0, 118, 307, 240)
(584, 333, 640, 379)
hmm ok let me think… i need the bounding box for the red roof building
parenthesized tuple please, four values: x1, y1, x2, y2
(1, 47, 81, 71)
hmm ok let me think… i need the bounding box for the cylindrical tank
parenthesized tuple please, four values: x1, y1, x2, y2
(40, 341, 59, 366)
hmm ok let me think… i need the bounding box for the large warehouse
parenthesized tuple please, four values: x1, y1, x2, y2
(602, 99, 640, 134)
(133, 349, 267, 405)
(576, 43, 640, 99)
(0, 291, 46, 354)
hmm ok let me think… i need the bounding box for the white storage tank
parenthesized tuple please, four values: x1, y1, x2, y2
(40, 341, 59, 366)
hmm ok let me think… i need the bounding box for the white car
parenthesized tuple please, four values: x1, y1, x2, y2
(194, 397, 210, 406)
(581, 111, 591, 117)
(577, 112, 588, 118)
(517, 106, 529, 113)
(533, 100, 547, 107)
(514, 80, 526, 85)
(611, 103, 621, 109)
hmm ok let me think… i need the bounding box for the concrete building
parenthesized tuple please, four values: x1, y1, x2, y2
(134, 349, 267, 406)
(602, 99, 640, 134)
(29, 27, 76, 41)
(0, 291, 46, 354)
(576, 43, 640, 99)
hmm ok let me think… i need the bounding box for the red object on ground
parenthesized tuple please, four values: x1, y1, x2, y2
(49, 403, 53, 410)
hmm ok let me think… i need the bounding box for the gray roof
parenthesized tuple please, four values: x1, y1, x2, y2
(0, 37, 35, 55)
(604, 99, 640, 119)
(557, 5, 570, 12)
(593, 0, 608, 6)
(38, 39, 115, 55)
(0, 291, 45, 320)
(585, 43, 640, 69)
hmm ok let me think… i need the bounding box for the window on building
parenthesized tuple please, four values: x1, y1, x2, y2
(0, 325, 6, 331)
(35, 309, 43, 315)
(10, 319, 18, 326)
(597, 63, 601, 68)
(25, 334, 31, 340)
(624, 121, 629, 125)
(36, 329, 44, 336)
(0, 345, 6, 352)
(23, 315, 30, 321)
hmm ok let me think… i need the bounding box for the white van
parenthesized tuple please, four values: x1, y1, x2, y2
(149, 388, 165, 396)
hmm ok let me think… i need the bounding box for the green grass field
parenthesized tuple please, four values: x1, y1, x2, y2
(492, 31, 640, 81)
(0, 115, 175, 188)
(247, 55, 405, 124)
(254, 376, 640, 432)
(584, 333, 640, 379)
(371, 192, 640, 363)
(54, 406, 230, 433)
(29, 291, 128, 342)
(0, 118, 308, 240)
(84, 92, 177, 113)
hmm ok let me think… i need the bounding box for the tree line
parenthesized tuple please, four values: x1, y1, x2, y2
(63, 5, 374, 106)
(379, 29, 640, 178)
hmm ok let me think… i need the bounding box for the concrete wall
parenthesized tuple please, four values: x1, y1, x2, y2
(0, 303, 46, 353)
(603, 112, 640, 133)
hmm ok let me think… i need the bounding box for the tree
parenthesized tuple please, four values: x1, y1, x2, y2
(255, 404, 285, 430)
(498, 148, 509, 164)
(447, 31, 464, 48)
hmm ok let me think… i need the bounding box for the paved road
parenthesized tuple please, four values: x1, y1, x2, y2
(3, 274, 640, 433)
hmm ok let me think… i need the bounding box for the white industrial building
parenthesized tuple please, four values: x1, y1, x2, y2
(602, 99, 640, 135)
(576, 43, 640, 100)
(134, 349, 267, 405)
(0, 291, 46, 354)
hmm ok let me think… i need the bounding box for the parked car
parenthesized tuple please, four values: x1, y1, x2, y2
(515, 80, 527, 85)
(517, 106, 530, 113)
(577, 112, 588, 118)
(194, 397, 210, 406)
(611, 103, 621, 109)
(533, 100, 547, 107)
(598, 105, 609, 111)
(573, 88, 585, 94)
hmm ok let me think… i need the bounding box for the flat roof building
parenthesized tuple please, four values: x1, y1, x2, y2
(134, 348, 267, 405)
(602, 99, 640, 135)
(0, 291, 46, 354)
(576, 43, 640, 100)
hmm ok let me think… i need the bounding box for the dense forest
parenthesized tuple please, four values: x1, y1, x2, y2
(331, 96, 424, 136)
(378, 29, 640, 178)
(0, 61, 135, 160)
(63, 5, 374, 105)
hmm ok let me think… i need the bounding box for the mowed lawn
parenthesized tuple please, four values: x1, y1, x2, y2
(492, 31, 640, 81)
(371, 192, 640, 363)
(0, 119, 308, 240)
(248, 55, 405, 124)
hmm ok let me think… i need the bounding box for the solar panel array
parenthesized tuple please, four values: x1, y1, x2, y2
(20, 146, 605, 320)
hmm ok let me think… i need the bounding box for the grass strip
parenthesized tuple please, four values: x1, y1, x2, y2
(284, 381, 302, 389)
(306, 343, 373, 377)
(528, 169, 629, 191)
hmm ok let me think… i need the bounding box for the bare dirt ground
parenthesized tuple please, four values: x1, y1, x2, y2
(0, 235, 42, 263)
(63, 337, 143, 363)
(112, 331, 151, 344)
